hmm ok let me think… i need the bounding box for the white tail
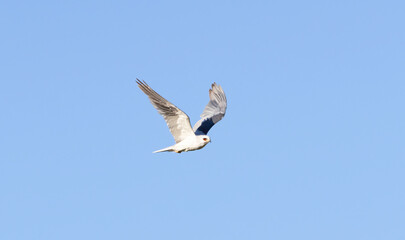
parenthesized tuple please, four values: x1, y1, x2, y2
(153, 146, 174, 153)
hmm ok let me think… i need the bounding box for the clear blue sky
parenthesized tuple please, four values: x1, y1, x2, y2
(1, 1, 404, 239)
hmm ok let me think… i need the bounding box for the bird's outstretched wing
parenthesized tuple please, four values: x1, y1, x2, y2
(193, 83, 227, 135)
(137, 79, 195, 143)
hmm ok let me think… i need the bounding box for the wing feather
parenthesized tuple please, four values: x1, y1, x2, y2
(193, 83, 227, 135)
(137, 79, 195, 143)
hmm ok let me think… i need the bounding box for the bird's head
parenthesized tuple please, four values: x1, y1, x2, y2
(199, 135, 211, 144)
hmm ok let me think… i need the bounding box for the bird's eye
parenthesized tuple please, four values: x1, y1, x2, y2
(203, 138, 208, 141)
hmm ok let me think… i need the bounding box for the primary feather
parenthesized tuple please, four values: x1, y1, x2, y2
(193, 83, 227, 135)
(136, 79, 195, 143)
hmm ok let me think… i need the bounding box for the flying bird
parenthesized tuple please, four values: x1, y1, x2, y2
(136, 79, 227, 153)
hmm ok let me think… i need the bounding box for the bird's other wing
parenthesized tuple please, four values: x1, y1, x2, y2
(137, 79, 195, 143)
(193, 83, 227, 135)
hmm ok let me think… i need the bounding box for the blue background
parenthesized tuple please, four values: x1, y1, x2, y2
(1, 1, 404, 239)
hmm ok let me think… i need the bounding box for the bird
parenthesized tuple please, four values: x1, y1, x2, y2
(136, 79, 227, 153)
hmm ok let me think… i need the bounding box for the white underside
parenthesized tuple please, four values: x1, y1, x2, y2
(153, 135, 209, 153)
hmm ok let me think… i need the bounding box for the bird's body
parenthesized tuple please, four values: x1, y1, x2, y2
(136, 80, 227, 153)
(153, 135, 211, 153)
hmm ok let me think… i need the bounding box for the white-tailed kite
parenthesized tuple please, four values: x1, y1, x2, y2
(137, 79, 227, 153)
